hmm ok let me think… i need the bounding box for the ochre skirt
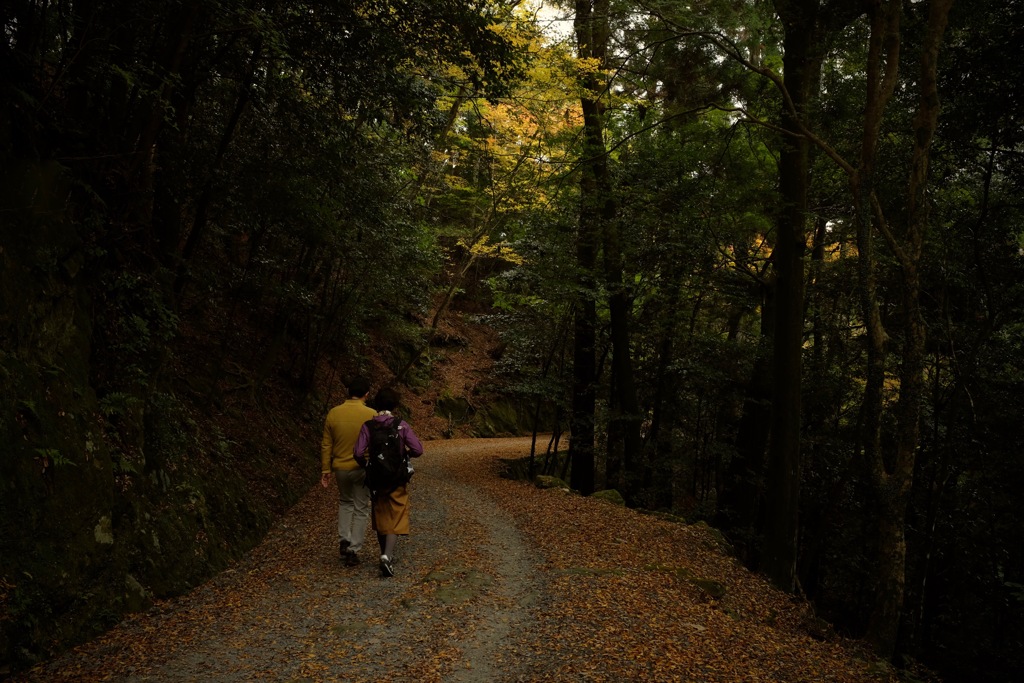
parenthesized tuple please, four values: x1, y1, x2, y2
(371, 484, 410, 535)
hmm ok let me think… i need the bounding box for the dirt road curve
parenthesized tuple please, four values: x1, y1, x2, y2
(16, 437, 895, 683)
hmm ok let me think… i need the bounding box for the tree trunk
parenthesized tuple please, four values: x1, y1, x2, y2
(762, 0, 824, 592)
(173, 47, 257, 294)
(718, 279, 773, 564)
(865, 0, 953, 657)
(573, 0, 641, 496)
(849, 6, 900, 637)
(569, 259, 597, 495)
(604, 225, 642, 496)
(763, 0, 866, 594)
(569, 0, 606, 493)
(644, 270, 689, 512)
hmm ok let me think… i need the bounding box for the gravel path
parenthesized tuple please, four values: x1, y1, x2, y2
(16, 438, 548, 683)
(15, 436, 898, 683)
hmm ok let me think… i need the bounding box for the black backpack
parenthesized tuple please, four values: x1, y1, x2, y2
(363, 416, 410, 495)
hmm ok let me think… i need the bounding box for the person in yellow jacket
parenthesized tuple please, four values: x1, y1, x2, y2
(320, 376, 376, 566)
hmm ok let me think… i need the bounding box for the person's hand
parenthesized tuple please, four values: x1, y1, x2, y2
(320, 472, 331, 488)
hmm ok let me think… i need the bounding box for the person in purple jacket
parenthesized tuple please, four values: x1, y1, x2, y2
(353, 387, 424, 578)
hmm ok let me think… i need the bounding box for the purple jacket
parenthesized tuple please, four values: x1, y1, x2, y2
(353, 413, 424, 465)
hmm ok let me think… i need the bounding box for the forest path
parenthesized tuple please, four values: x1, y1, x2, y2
(17, 438, 895, 683)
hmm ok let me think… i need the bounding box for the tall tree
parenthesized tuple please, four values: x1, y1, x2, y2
(575, 0, 643, 494)
(568, 0, 609, 495)
(764, 0, 955, 654)
(862, 0, 955, 657)
(761, 0, 862, 591)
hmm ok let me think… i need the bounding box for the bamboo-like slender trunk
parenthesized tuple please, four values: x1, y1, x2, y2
(866, 0, 953, 657)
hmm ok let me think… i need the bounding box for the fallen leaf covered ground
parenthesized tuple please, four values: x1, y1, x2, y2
(14, 437, 900, 682)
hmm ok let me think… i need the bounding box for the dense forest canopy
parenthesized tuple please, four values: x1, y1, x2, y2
(2, 0, 1022, 680)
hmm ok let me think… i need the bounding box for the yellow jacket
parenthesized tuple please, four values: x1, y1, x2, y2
(321, 399, 376, 472)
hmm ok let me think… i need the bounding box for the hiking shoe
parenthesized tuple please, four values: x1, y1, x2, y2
(339, 539, 350, 559)
(379, 555, 394, 578)
(343, 549, 360, 567)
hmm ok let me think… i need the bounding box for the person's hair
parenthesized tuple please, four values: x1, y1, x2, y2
(347, 375, 371, 398)
(372, 387, 400, 412)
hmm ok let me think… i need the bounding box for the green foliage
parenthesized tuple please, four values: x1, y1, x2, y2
(92, 272, 178, 394)
(98, 393, 142, 419)
(2, 0, 526, 670)
(32, 448, 75, 469)
(3, 0, 1024, 678)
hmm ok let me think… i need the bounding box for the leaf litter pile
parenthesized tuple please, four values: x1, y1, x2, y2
(16, 437, 899, 682)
